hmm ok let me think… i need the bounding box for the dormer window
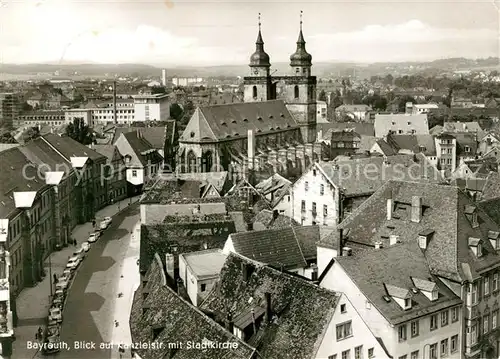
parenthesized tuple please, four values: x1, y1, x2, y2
(465, 205, 479, 228)
(465, 146, 471, 153)
(488, 230, 500, 250)
(412, 277, 438, 301)
(418, 229, 434, 249)
(385, 284, 412, 310)
(468, 237, 482, 257)
(404, 298, 411, 309)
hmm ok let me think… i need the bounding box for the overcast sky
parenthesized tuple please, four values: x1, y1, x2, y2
(0, 0, 498, 65)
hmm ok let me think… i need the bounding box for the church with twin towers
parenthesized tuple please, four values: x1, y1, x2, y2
(177, 12, 323, 175)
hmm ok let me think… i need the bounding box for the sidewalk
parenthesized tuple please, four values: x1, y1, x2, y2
(12, 195, 141, 359)
(110, 221, 141, 359)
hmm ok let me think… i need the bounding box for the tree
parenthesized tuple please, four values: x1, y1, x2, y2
(0, 130, 17, 144)
(318, 90, 327, 102)
(151, 86, 166, 94)
(170, 103, 183, 121)
(21, 102, 33, 112)
(181, 100, 195, 127)
(22, 127, 40, 143)
(65, 118, 93, 145)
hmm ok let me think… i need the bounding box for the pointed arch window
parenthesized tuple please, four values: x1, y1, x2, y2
(294, 85, 299, 99)
(253, 86, 257, 99)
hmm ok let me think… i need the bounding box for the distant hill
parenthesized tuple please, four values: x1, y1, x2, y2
(1, 58, 499, 79)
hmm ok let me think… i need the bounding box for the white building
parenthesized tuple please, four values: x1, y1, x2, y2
(286, 154, 442, 226)
(374, 114, 429, 138)
(316, 100, 328, 123)
(320, 240, 463, 359)
(65, 109, 93, 126)
(132, 93, 170, 123)
(178, 249, 227, 306)
(172, 77, 203, 87)
(412, 103, 440, 114)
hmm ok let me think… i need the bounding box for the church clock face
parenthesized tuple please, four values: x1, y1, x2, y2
(254, 69, 259, 75)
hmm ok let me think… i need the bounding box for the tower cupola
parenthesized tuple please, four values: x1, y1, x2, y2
(249, 13, 271, 68)
(290, 11, 312, 67)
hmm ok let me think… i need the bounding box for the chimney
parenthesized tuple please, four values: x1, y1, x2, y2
(386, 191, 393, 221)
(241, 262, 249, 281)
(248, 129, 255, 170)
(411, 196, 422, 223)
(389, 234, 400, 246)
(337, 228, 343, 256)
(272, 210, 279, 220)
(374, 241, 383, 249)
(226, 313, 234, 333)
(264, 292, 272, 323)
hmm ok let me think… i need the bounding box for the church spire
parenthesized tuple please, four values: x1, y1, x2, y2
(249, 12, 270, 67)
(290, 10, 312, 67)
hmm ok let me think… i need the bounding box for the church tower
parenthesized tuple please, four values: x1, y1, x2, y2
(244, 13, 273, 103)
(284, 11, 317, 143)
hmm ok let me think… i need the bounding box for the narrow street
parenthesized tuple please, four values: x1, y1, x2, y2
(57, 205, 140, 359)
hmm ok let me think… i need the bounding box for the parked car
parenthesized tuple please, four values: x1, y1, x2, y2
(54, 289, 65, 299)
(99, 221, 108, 230)
(62, 269, 72, 279)
(56, 279, 69, 291)
(52, 296, 63, 309)
(42, 335, 61, 354)
(81, 242, 90, 252)
(48, 307, 62, 323)
(46, 324, 60, 338)
(103, 216, 112, 226)
(47, 319, 59, 330)
(66, 256, 81, 270)
(73, 247, 85, 259)
(88, 233, 98, 243)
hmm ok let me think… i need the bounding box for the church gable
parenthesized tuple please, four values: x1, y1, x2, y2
(179, 108, 217, 142)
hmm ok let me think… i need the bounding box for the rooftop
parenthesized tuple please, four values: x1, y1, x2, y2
(228, 225, 324, 269)
(130, 254, 255, 359)
(181, 249, 227, 280)
(332, 240, 462, 325)
(200, 253, 340, 359)
(339, 180, 500, 282)
(317, 153, 444, 197)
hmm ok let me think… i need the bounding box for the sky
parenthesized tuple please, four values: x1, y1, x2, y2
(0, 0, 498, 65)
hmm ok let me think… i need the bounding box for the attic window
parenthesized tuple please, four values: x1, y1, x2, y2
(231, 120, 237, 124)
(221, 121, 227, 126)
(257, 117, 263, 121)
(234, 133, 240, 137)
(269, 115, 273, 119)
(243, 118, 248, 122)
(468, 237, 482, 257)
(190, 131, 195, 138)
(269, 127, 274, 131)
(404, 298, 411, 309)
(226, 135, 231, 138)
(464, 205, 479, 228)
(280, 113, 285, 118)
